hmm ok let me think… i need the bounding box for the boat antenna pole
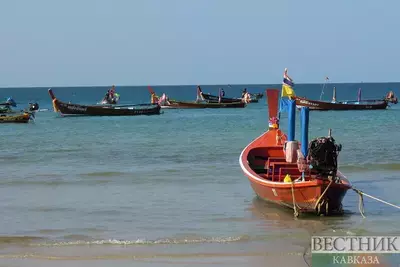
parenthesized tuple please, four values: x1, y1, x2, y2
(320, 76, 329, 100)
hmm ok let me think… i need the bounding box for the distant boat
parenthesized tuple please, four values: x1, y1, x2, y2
(253, 92, 263, 99)
(282, 69, 398, 110)
(48, 89, 161, 116)
(200, 91, 258, 103)
(295, 87, 398, 110)
(0, 98, 40, 114)
(159, 100, 246, 109)
(148, 86, 246, 109)
(0, 112, 33, 123)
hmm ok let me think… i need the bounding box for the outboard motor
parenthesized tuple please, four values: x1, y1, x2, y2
(307, 136, 342, 178)
(29, 102, 39, 111)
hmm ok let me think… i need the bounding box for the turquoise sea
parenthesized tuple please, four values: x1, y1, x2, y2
(0, 83, 399, 267)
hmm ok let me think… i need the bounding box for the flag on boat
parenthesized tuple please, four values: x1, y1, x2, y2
(281, 68, 295, 98)
(280, 68, 296, 112)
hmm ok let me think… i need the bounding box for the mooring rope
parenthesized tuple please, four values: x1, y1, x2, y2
(356, 190, 366, 218)
(314, 178, 333, 210)
(352, 187, 400, 218)
(291, 182, 299, 218)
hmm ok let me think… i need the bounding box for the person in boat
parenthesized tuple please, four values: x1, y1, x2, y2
(150, 92, 159, 104)
(101, 85, 118, 104)
(158, 93, 170, 106)
(110, 85, 115, 96)
(385, 91, 398, 104)
(241, 88, 247, 98)
(242, 91, 251, 103)
(109, 85, 116, 103)
(103, 90, 110, 102)
(332, 87, 337, 103)
(386, 91, 394, 99)
(196, 85, 204, 103)
(218, 88, 225, 103)
(28, 102, 39, 112)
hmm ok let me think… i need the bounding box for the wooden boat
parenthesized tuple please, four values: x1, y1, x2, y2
(0, 102, 39, 114)
(239, 89, 351, 216)
(253, 93, 263, 99)
(49, 89, 161, 116)
(294, 96, 391, 110)
(148, 87, 246, 109)
(161, 100, 246, 109)
(201, 92, 259, 103)
(294, 81, 398, 111)
(0, 112, 32, 123)
(280, 69, 398, 111)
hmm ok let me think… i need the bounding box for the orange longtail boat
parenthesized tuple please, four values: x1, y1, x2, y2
(239, 89, 352, 216)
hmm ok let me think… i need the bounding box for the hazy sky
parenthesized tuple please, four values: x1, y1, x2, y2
(0, 0, 399, 87)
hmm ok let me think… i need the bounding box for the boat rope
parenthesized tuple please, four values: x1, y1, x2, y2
(291, 182, 299, 218)
(357, 190, 366, 218)
(352, 187, 400, 218)
(313, 177, 333, 211)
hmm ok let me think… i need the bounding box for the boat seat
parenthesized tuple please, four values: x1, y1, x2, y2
(268, 162, 298, 181)
(266, 157, 286, 166)
(250, 156, 286, 172)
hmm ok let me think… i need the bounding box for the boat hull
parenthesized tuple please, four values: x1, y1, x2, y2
(202, 93, 258, 103)
(295, 97, 388, 110)
(239, 89, 351, 216)
(247, 174, 349, 213)
(240, 129, 351, 215)
(162, 100, 246, 109)
(0, 113, 31, 123)
(49, 89, 161, 116)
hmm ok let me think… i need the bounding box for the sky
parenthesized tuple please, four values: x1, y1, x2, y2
(0, 0, 399, 87)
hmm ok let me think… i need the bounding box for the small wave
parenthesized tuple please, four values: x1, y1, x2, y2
(0, 179, 113, 186)
(340, 162, 400, 172)
(80, 171, 131, 177)
(0, 236, 45, 245)
(0, 180, 71, 186)
(30, 207, 77, 213)
(31, 236, 249, 247)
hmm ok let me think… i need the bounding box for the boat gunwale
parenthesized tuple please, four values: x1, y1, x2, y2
(239, 130, 352, 189)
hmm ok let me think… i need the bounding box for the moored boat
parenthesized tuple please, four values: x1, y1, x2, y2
(201, 87, 259, 103)
(202, 93, 259, 103)
(160, 100, 246, 109)
(0, 112, 33, 123)
(148, 87, 246, 109)
(239, 88, 351, 216)
(0, 99, 40, 114)
(253, 92, 263, 99)
(49, 89, 161, 116)
(294, 95, 392, 110)
(282, 69, 398, 110)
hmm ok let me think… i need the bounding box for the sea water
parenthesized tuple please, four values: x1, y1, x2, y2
(0, 83, 399, 266)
